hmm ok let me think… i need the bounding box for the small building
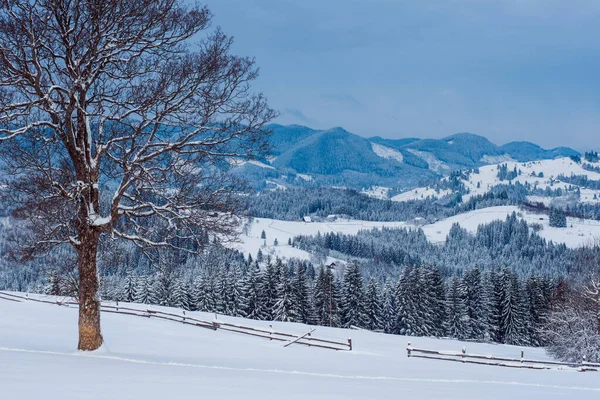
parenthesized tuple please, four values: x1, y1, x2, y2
(302, 216, 312, 223)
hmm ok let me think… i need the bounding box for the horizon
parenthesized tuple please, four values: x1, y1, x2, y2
(267, 122, 587, 152)
(203, 0, 600, 151)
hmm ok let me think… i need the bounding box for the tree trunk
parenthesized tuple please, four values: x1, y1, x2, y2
(77, 230, 103, 351)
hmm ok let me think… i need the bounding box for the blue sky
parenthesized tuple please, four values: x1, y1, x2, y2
(202, 0, 600, 149)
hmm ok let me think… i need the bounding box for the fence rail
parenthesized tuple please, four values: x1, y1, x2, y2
(0, 291, 351, 351)
(406, 342, 600, 371)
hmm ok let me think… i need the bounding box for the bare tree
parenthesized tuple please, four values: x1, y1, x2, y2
(586, 272, 600, 335)
(0, 0, 275, 350)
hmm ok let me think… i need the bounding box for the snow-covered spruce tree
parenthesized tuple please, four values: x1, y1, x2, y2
(170, 277, 191, 311)
(463, 266, 490, 340)
(445, 275, 471, 340)
(120, 267, 137, 303)
(396, 266, 420, 336)
(240, 261, 267, 320)
(340, 263, 367, 328)
(133, 275, 155, 305)
(421, 266, 447, 337)
(313, 266, 340, 327)
(363, 278, 383, 331)
(291, 261, 315, 324)
(263, 258, 284, 320)
(0, 0, 275, 350)
(499, 268, 530, 345)
(273, 272, 296, 322)
(192, 274, 217, 313)
(525, 275, 551, 346)
(549, 207, 567, 228)
(381, 282, 398, 334)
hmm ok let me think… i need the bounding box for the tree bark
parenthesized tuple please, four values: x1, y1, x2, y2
(77, 230, 103, 351)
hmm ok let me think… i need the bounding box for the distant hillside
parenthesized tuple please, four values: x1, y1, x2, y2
(232, 124, 580, 193)
(501, 141, 579, 162)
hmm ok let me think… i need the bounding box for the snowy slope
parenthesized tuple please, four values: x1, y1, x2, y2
(2, 294, 600, 400)
(421, 206, 600, 247)
(393, 157, 600, 203)
(361, 185, 391, 200)
(231, 206, 600, 261)
(391, 187, 452, 202)
(231, 217, 408, 261)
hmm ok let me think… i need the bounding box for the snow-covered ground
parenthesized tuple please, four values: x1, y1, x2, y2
(422, 206, 600, 247)
(230, 217, 408, 261)
(371, 143, 404, 163)
(391, 187, 452, 202)
(361, 185, 391, 200)
(394, 157, 600, 203)
(2, 293, 600, 400)
(231, 206, 600, 262)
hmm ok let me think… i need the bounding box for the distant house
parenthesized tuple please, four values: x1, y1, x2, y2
(326, 214, 338, 222)
(303, 216, 312, 223)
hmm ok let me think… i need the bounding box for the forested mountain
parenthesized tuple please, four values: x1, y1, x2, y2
(233, 124, 580, 191)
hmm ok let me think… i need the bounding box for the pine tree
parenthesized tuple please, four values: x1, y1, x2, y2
(133, 275, 155, 305)
(445, 275, 471, 339)
(291, 261, 314, 324)
(363, 278, 383, 331)
(396, 266, 420, 336)
(463, 266, 489, 339)
(381, 282, 398, 334)
(499, 268, 529, 345)
(121, 267, 137, 302)
(239, 262, 266, 319)
(313, 266, 340, 327)
(340, 263, 367, 328)
(193, 274, 217, 313)
(170, 277, 191, 310)
(263, 258, 283, 320)
(273, 274, 296, 322)
(153, 269, 173, 306)
(549, 207, 567, 228)
(256, 249, 264, 263)
(420, 266, 447, 337)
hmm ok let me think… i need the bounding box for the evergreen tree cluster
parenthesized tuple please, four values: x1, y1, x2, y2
(549, 207, 567, 228)
(101, 260, 556, 346)
(294, 212, 595, 277)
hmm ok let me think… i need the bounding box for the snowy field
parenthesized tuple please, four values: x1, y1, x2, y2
(421, 206, 600, 247)
(394, 157, 600, 203)
(230, 217, 408, 261)
(2, 293, 600, 400)
(230, 206, 600, 262)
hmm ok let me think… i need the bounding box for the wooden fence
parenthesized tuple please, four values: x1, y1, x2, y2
(0, 291, 352, 351)
(406, 342, 600, 372)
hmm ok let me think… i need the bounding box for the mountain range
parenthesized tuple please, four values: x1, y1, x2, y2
(233, 124, 580, 191)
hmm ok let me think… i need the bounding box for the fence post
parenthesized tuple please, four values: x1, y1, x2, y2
(269, 324, 273, 341)
(116, 301, 119, 312)
(348, 338, 352, 351)
(462, 346, 466, 363)
(183, 310, 186, 322)
(521, 350, 524, 364)
(407, 342, 412, 358)
(212, 321, 218, 331)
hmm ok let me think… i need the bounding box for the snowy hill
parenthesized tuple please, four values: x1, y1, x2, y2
(231, 207, 600, 264)
(420, 206, 600, 247)
(393, 157, 600, 204)
(2, 293, 600, 400)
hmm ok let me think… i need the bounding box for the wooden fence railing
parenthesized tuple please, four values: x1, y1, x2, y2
(0, 291, 352, 351)
(406, 342, 600, 371)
